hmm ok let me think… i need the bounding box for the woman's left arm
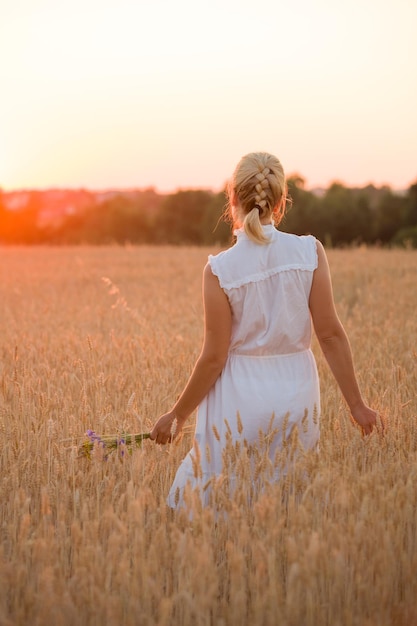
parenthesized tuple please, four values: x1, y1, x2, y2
(150, 263, 232, 445)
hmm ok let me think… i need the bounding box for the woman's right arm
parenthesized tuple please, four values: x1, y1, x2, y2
(309, 241, 378, 435)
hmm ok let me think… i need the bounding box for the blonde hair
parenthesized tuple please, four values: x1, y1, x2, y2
(227, 152, 288, 244)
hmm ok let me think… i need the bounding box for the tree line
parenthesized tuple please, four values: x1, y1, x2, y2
(1, 178, 416, 247)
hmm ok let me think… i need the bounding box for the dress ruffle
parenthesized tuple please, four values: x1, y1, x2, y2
(209, 256, 317, 290)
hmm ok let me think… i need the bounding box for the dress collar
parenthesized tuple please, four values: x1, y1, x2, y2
(234, 224, 276, 239)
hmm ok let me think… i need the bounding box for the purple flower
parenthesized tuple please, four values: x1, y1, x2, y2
(118, 438, 126, 457)
(86, 430, 105, 448)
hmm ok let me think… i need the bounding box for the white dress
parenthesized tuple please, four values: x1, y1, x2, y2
(167, 225, 320, 508)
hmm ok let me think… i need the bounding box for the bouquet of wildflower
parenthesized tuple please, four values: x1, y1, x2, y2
(79, 429, 151, 459)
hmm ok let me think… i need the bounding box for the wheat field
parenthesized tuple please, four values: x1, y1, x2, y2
(0, 244, 416, 626)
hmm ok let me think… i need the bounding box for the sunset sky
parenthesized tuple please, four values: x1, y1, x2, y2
(1, 0, 416, 192)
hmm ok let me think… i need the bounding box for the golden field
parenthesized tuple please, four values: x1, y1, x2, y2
(0, 244, 416, 626)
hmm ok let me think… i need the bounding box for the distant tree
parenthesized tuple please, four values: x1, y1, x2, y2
(281, 176, 322, 238)
(374, 188, 405, 243)
(158, 190, 213, 244)
(352, 191, 374, 243)
(19, 191, 43, 243)
(0, 190, 12, 242)
(200, 190, 231, 246)
(392, 225, 417, 248)
(0, 191, 42, 243)
(402, 182, 417, 229)
(53, 195, 155, 244)
(318, 183, 374, 246)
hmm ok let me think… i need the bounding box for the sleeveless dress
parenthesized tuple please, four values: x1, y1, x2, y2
(167, 225, 320, 508)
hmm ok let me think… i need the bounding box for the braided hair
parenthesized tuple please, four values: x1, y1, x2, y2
(227, 152, 288, 244)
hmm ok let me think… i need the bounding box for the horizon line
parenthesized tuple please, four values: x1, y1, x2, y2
(1, 178, 413, 195)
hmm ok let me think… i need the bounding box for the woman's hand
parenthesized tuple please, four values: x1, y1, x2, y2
(150, 411, 184, 445)
(350, 404, 380, 436)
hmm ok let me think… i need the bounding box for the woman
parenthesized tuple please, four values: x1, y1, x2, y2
(151, 152, 377, 508)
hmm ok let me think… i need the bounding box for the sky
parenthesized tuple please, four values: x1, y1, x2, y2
(1, 0, 417, 193)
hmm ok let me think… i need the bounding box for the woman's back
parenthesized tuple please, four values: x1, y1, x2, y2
(152, 151, 377, 508)
(209, 225, 318, 356)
